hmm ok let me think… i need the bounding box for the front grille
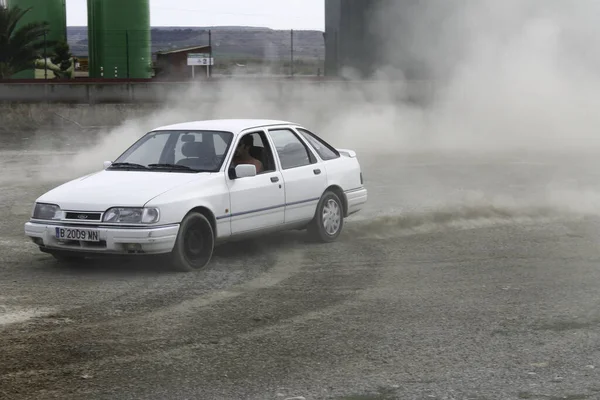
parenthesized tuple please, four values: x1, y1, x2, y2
(65, 212, 102, 221)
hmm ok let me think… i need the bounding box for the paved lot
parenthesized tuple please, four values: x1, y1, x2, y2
(1, 142, 600, 400)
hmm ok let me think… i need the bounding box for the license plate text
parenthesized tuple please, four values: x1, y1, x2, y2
(55, 227, 100, 242)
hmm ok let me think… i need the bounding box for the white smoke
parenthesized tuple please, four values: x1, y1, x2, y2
(17, 0, 600, 227)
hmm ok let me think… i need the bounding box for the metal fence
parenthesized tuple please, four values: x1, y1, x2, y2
(65, 27, 325, 79)
(192, 29, 325, 77)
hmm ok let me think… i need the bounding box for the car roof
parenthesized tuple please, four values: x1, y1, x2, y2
(151, 119, 299, 135)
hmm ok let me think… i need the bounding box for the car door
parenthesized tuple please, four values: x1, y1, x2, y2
(267, 127, 328, 224)
(226, 130, 285, 234)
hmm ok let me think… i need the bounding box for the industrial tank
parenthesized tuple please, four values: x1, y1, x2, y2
(6, 0, 67, 78)
(87, 0, 151, 79)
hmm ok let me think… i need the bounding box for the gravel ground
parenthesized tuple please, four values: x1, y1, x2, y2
(1, 144, 600, 400)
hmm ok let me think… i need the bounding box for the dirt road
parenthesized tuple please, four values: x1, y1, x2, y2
(1, 146, 600, 400)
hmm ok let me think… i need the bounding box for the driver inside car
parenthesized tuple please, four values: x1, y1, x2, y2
(232, 135, 264, 174)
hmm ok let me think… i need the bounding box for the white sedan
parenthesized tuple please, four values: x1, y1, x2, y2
(24, 119, 368, 271)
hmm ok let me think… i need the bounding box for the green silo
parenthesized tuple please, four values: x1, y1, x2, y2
(6, 0, 67, 79)
(87, 0, 152, 79)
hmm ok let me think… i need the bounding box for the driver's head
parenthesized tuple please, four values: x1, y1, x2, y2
(235, 135, 253, 157)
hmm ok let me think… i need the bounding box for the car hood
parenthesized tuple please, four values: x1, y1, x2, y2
(37, 170, 211, 211)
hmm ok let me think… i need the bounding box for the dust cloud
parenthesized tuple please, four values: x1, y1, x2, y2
(346, 191, 597, 240)
(366, 0, 600, 152)
(26, 0, 600, 230)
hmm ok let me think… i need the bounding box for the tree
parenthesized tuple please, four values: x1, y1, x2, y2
(34, 39, 76, 79)
(46, 39, 77, 78)
(0, 5, 57, 79)
(51, 40, 71, 70)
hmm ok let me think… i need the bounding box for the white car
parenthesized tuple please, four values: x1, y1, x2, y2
(24, 119, 368, 271)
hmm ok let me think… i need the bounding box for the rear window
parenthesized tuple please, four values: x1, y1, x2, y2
(296, 128, 340, 161)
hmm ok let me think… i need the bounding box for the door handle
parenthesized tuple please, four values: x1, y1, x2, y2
(313, 169, 321, 175)
(271, 176, 279, 183)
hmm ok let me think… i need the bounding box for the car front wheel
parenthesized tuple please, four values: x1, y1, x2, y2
(307, 190, 344, 243)
(169, 212, 215, 272)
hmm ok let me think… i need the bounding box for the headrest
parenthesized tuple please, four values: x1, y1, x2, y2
(181, 141, 210, 158)
(283, 142, 305, 153)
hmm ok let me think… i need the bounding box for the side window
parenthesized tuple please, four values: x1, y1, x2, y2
(296, 128, 340, 161)
(269, 128, 315, 170)
(233, 131, 277, 174)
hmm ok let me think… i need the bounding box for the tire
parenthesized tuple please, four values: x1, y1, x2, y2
(169, 212, 215, 272)
(307, 190, 344, 243)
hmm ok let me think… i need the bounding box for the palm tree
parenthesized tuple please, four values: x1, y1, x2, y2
(0, 5, 56, 79)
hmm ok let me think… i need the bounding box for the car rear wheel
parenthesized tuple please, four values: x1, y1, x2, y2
(169, 212, 215, 272)
(307, 190, 344, 243)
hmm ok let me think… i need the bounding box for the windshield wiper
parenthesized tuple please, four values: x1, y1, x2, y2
(148, 163, 206, 172)
(109, 162, 149, 170)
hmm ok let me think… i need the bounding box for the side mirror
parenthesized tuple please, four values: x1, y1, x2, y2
(103, 161, 112, 169)
(234, 164, 257, 179)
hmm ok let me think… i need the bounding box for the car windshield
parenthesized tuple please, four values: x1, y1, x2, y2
(110, 130, 234, 173)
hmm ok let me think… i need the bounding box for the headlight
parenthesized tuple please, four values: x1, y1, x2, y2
(32, 203, 61, 220)
(102, 207, 160, 224)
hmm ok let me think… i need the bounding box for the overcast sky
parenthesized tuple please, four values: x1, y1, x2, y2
(66, 0, 325, 30)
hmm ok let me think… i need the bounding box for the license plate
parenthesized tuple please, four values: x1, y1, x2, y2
(55, 227, 100, 242)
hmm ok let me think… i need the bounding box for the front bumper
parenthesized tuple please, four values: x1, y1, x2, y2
(24, 221, 179, 255)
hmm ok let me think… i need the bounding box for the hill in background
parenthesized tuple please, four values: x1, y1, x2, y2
(67, 26, 325, 62)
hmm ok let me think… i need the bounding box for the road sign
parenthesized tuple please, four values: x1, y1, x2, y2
(187, 53, 214, 66)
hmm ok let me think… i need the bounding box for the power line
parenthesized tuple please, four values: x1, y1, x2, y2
(151, 7, 318, 21)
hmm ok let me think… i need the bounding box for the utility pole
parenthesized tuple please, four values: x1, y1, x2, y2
(44, 30, 47, 79)
(126, 30, 130, 78)
(208, 29, 212, 77)
(290, 29, 294, 77)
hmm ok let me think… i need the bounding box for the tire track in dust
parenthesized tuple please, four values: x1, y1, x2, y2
(7, 246, 307, 333)
(1, 203, 567, 330)
(2, 202, 575, 331)
(0, 239, 384, 396)
(0, 249, 308, 391)
(74, 239, 390, 398)
(346, 203, 586, 240)
(0, 306, 56, 327)
(214, 205, 595, 347)
(2, 205, 566, 395)
(143, 248, 309, 319)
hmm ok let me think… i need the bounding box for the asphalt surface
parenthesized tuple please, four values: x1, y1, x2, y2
(1, 139, 600, 400)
